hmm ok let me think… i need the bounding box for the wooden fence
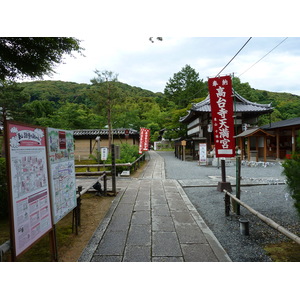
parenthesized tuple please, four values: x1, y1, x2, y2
(224, 190, 300, 245)
(75, 153, 145, 175)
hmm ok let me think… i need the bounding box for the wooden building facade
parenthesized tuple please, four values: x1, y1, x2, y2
(73, 128, 139, 160)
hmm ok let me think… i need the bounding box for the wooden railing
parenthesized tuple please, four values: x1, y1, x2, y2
(75, 153, 145, 175)
(224, 190, 300, 245)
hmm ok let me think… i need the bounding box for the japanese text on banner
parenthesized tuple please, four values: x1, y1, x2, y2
(139, 128, 150, 154)
(208, 75, 235, 157)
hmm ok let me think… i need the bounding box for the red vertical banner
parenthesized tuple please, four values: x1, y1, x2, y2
(208, 75, 235, 157)
(139, 128, 145, 154)
(143, 128, 150, 151)
(139, 128, 150, 154)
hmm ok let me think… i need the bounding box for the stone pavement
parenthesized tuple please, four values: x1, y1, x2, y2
(78, 151, 231, 262)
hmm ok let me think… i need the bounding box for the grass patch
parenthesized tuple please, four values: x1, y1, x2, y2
(264, 241, 300, 262)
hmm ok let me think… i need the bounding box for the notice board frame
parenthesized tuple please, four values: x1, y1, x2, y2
(46, 127, 77, 224)
(5, 121, 53, 259)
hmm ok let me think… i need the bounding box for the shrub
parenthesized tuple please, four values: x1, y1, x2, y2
(282, 154, 300, 216)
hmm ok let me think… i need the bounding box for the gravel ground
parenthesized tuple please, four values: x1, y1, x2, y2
(158, 151, 300, 262)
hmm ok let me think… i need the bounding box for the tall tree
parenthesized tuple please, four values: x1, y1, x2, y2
(90, 70, 120, 151)
(0, 37, 82, 81)
(164, 64, 207, 108)
(0, 80, 28, 123)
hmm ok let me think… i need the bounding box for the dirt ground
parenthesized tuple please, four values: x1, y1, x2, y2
(58, 193, 113, 262)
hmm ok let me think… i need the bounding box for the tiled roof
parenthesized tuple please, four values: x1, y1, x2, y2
(180, 90, 273, 122)
(261, 117, 300, 130)
(235, 127, 275, 138)
(73, 128, 139, 136)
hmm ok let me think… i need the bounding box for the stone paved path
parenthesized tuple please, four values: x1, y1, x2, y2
(78, 151, 231, 262)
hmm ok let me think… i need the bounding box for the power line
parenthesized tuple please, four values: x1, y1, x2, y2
(238, 37, 288, 77)
(215, 37, 252, 77)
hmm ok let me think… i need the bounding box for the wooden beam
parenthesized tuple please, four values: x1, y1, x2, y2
(276, 129, 280, 159)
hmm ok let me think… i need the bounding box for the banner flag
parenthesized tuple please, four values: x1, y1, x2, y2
(139, 128, 150, 154)
(208, 75, 235, 157)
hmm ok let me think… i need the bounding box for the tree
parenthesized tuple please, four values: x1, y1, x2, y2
(164, 65, 207, 108)
(90, 70, 120, 150)
(0, 80, 28, 124)
(0, 37, 82, 81)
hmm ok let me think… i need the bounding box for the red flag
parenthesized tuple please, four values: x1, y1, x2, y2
(139, 128, 145, 154)
(208, 75, 235, 157)
(139, 128, 150, 154)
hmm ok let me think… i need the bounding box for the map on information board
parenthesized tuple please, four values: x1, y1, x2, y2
(7, 122, 53, 257)
(47, 128, 76, 224)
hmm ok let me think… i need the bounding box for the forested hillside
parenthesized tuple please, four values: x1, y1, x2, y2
(1, 65, 300, 142)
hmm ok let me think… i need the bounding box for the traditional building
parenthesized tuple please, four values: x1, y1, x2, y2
(73, 128, 139, 160)
(261, 117, 300, 159)
(179, 90, 273, 160)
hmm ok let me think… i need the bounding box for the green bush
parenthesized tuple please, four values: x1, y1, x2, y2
(0, 158, 9, 218)
(282, 153, 300, 217)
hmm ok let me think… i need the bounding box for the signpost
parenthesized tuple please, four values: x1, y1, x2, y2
(208, 75, 234, 192)
(199, 143, 207, 165)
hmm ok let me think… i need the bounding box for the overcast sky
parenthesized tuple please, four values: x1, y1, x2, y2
(3, 2, 300, 97)
(42, 36, 300, 96)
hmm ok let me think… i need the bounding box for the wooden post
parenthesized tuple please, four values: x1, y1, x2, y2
(234, 156, 241, 215)
(255, 137, 259, 162)
(247, 137, 250, 161)
(224, 193, 230, 217)
(111, 144, 116, 195)
(276, 129, 280, 159)
(292, 127, 296, 153)
(264, 136, 267, 162)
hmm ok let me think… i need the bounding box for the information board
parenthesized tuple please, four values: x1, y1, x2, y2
(7, 122, 53, 257)
(47, 128, 77, 224)
(101, 147, 109, 161)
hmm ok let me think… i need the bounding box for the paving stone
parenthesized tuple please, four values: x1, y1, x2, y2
(175, 224, 207, 244)
(151, 196, 167, 205)
(107, 214, 131, 231)
(152, 256, 184, 262)
(181, 243, 219, 262)
(114, 203, 135, 215)
(152, 232, 182, 257)
(152, 204, 170, 216)
(152, 215, 175, 231)
(91, 255, 122, 262)
(168, 200, 189, 212)
(123, 245, 151, 262)
(95, 231, 127, 255)
(127, 225, 151, 246)
(131, 210, 151, 225)
(134, 201, 150, 211)
(171, 211, 196, 225)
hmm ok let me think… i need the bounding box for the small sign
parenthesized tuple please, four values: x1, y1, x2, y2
(199, 143, 207, 165)
(101, 147, 109, 161)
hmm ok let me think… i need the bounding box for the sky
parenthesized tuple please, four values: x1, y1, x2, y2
(3, 1, 300, 97)
(41, 36, 300, 96)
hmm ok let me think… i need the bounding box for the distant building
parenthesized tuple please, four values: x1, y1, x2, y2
(179, 90, 273, 160)
(260, 117, 300, 159)
(73, 128, 139, 160)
